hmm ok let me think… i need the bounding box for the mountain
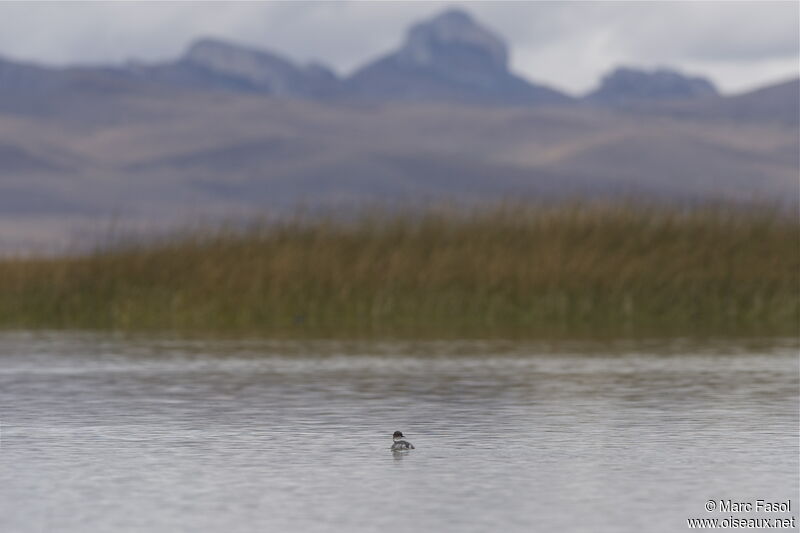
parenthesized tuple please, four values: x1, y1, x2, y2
(344, 9, 572, 105)
(0, 9, 790, 116)
(654, 77, 799, 125)
(586, 67, 718, 105)
(0, 56, 59, 93)
(149, 10, 573, 105)
(129, 39, 339, 99)
(0, 55, 166, 121)
(0, 9, 797, 251)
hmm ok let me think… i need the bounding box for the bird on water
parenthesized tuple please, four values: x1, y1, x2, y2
(391, 430, 415, 451)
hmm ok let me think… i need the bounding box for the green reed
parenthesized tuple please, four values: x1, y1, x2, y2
(0, 204, 797, 338)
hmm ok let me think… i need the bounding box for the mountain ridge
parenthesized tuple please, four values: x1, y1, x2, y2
(0, 8, 772, 108)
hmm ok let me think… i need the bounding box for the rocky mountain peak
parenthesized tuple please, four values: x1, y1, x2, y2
(587, 67, 718, 105)
(397, 9, 508, 72)
(184, 38, 295, 74)
(184, 38, 236, 63)
(181, 38, 309, 95)
(344, 8, 569, 105)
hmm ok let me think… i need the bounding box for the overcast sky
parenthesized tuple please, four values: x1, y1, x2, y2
(0, 1, 797, 95)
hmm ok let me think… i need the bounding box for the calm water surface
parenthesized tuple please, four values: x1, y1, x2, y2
(1, 333, 797, 533)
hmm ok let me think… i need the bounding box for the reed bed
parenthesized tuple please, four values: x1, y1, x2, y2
(0, 204, 797, 338)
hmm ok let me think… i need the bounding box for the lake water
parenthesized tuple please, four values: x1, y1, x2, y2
(1, 332, 797, 533)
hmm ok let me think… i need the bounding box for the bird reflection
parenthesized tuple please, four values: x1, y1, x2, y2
(392, 450, 409, 461)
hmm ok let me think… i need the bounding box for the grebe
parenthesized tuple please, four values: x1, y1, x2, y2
(390, 430, 415, 451)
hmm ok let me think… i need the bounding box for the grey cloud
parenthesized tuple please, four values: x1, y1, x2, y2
(604, 2, 799, 62)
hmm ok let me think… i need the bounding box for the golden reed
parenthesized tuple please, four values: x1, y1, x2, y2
(0, 203, 797, 338)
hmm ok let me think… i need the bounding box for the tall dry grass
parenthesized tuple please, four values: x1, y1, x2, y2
(0, 204, 797, 337)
